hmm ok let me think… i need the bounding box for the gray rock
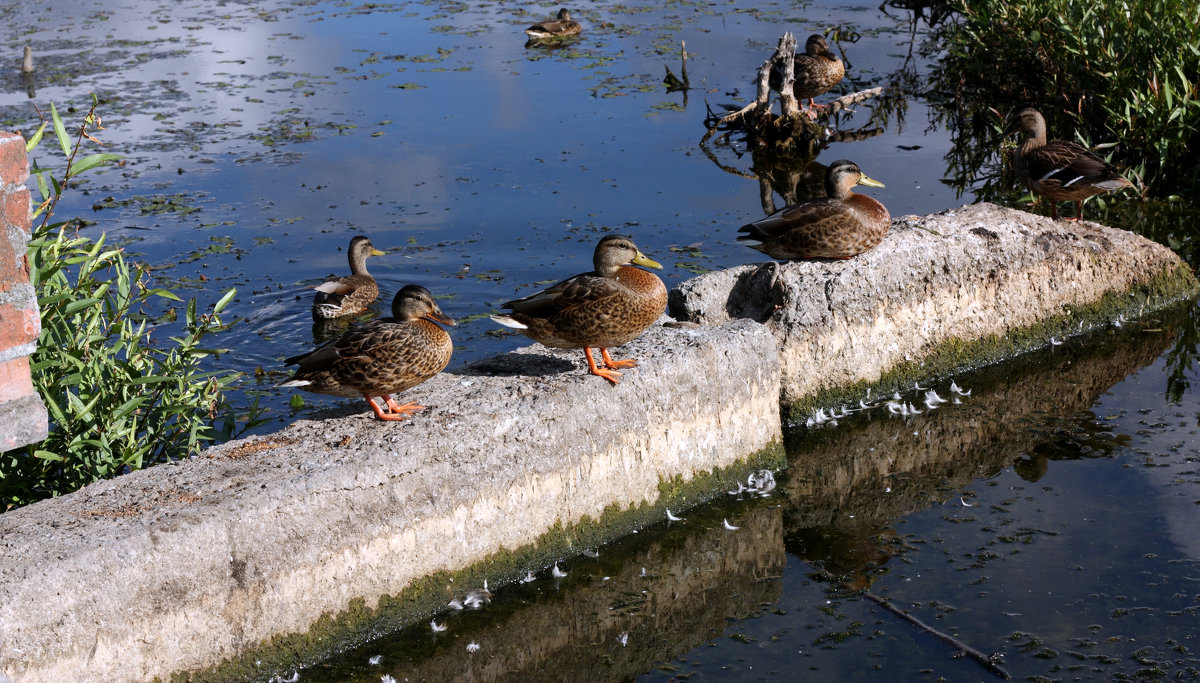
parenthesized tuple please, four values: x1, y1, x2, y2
(671, 202, 1197, 405)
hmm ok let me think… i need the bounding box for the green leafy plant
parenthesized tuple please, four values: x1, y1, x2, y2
(1, 97, 246, 508)
(929, 0, 1200, 197)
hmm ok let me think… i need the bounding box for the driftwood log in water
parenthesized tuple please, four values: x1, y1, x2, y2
(702, 32, 881, 154)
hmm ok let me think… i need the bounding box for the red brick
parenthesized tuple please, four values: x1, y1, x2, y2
(0, 302, 39, 351)
(2, 184, 31, 230)
(0, 132, 30, 189)
(0, 356, 34, 403)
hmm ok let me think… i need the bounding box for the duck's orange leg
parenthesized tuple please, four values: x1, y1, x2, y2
(583, 347, 623, 384)
(600, 347, 638, 370)
(366, 395, 426, 421)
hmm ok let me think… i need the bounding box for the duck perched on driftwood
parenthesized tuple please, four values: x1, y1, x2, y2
(311, 235, 385, 320)
(283, 285, 455, 421)
(770, 34, 844, 119)
(524, 8, 581, 40)
(490, 234, 666, 384)
(738, 159, 890, 260)
(1011, 107, 1132, 221)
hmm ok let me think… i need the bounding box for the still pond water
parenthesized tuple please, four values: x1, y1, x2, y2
(2, 0, 1198, 680)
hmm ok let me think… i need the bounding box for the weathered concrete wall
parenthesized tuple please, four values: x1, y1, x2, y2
(0, 131, 47, 451)
(670, 203, 1197, 407)
(0, 202, 1195, 682)
(0, 320, 781, 682)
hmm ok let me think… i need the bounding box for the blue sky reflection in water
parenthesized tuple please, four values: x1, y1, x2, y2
(2, 0, 955, 428)
(3, 0, 1200, 680)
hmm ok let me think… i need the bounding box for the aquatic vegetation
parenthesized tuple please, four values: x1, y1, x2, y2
(2, 100, 254, 508)
(930, 0, 1200, 196)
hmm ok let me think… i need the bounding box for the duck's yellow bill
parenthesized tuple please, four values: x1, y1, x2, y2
(632, 251, 664, 270)
(857, 173, 885, 189)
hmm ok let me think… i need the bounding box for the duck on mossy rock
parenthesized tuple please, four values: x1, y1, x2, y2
(311, 235, 386, 320)
(490, 234, 666, 385)
(524, 8, 582, 40)
(283, 285, 455, 421)
(738, 159, 890, 260)
(1011, 107, 1133, 221)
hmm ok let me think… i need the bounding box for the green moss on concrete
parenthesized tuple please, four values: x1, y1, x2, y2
(784, 262, 1198, 424)
(176, 439, 784, 682)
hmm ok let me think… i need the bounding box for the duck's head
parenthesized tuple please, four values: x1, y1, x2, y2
(556, 8, 572, 20)
(1009, 107, 1047, 142)
(594, 234, 662, 277)
(393, 284, 456, 326)
(804, 34, 838, 61)
(349, 235, 386, 260)
(825, 159, 885, 199)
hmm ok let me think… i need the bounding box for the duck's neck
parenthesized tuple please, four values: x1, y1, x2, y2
(1020, 128, 1046, 156)
(349, 251, 371, 276)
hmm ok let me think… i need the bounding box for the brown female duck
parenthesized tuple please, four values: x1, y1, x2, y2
(490, 234, 666, 384)
(524, 8, 582, 39)
(1011, 107, 1132, 221)
(311, 235, 386, 320)
(738, 160, 890, 260)
(771, 34, 845, 119)
(283, 284, 455, 421)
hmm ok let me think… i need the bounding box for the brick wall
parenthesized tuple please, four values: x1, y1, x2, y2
(0, 131, 47, 451)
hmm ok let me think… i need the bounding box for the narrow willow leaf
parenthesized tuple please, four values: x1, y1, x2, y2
(50, 102, 71, 158)
(25, 122, 47, 152)
(72, 153, 122, 176)
(214, 288, 237, 314)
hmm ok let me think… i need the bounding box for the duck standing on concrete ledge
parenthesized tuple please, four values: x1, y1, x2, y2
(283, 285, 455, 421)
(312, 235, 386, 320)
(737, 159, 890, 260)
(524, 8, 582, 40)
(490, 234, 666, 385)
(1011, 107, 1133, 221)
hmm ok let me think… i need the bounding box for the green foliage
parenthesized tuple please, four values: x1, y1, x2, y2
(930, 0, 1200, 196)
(1, 98, 245, 508)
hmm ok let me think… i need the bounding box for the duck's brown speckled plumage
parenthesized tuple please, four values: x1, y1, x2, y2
(1011, 107, 1132, 221)
(490, 234, 666, 384)
(738, 160, 890, 260)
(312, 235, 386, 320)
(770, 35, 845, 114)
(285, 285, 454, 421)
(525, 8, 582, 39)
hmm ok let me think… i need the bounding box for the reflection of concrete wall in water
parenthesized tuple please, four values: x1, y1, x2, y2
(397, 506, 784, 681)
(780, 321, 1176, 578)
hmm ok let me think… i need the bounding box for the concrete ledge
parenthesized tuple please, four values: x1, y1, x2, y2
(1, 203, 1196, 681)
(670, 203, 1198, 407)
(0, 320, 781, 682)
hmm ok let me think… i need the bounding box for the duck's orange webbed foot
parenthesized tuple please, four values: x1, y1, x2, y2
(583, 347, 623, 385)
(367, 396, 426, 421)
(600, 347, 638, 370)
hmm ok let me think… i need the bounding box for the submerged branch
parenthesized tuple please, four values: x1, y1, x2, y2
(862, 591, 1012, 680)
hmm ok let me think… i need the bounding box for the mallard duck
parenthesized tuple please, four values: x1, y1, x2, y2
(770, 34, 845, 119)
(312, 235, 386, 320)
(490, 234, 666, 384)
(524, 8, 582, 39)
(1011, 107, 1133, 221)
(282, 284, 455, 421)
(738, 159, 890, 260)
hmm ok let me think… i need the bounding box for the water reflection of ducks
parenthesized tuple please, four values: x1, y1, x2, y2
(738, 159, 890, 260)
(311, 235, 385, 320)
(1011, 107, 1133, 221)
(282, 285, 455, 421)
(489, 235, 666, 384)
